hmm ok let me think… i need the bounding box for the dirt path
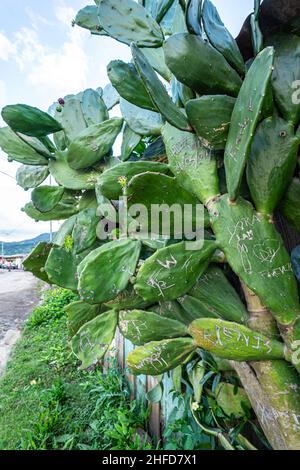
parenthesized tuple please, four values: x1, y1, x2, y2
(0, 270, 40, 375)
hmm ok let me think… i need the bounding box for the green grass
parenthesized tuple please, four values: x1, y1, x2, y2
(0, 288, 154, 450)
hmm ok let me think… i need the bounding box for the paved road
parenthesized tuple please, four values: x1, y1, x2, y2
(0, 270, 40, 375)
(0, 270, 39, 340)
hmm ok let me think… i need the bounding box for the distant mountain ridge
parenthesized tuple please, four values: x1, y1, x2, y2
(0, 233, 53, 256)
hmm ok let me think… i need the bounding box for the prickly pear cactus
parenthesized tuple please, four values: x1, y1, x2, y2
(2, 0, 300, 450)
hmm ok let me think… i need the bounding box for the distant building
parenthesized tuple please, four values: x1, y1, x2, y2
(0, 254, 26, 269)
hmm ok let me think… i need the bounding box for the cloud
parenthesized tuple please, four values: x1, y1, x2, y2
(13, 27, 44, 71)
(0, 31, 16, 61)
(0, 80, 7, 113)
(1, 4, 89, 99)
(28, 34, 88, 96)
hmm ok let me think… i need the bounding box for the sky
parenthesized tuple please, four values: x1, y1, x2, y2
(0, 0, 254, 242)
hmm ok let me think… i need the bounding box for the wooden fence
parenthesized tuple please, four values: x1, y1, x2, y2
(104, 328, 185, 441)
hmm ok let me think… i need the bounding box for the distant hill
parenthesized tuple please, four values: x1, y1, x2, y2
(0, 233, 53, 256)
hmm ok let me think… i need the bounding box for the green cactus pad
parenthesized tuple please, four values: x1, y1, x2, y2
(97, 161, 170, 200)
(164, 33, 242, 97)
(45, 246, 83, 291)
(247, 114, 299, 214)
(0, 127, 48, 166)
(202, 0, 245, 75)
(1, 104, 62, 138)
(224, 47, 274, 200)
(172, 76, 196, 107)
(23, 242, 52, 283)
(211, 195, 300, 325)
(72, 208, 99, 254)
(105, 284, 151, 311)
(189, 318, 285, 361)
(120, 98, 163, 136)
(140, 47, 172, 81)
(152, 300, 188, 324)
(53, 96, 87, 144)
(74, 5, 106, 35)
(78, 239, 141, 304)
(67, 118, 123, 170)
(186, 0, 202, 36)
(107, 60, 157, 111)
(178, 266, 249, 324)
(146, 0, 175, 23)
(127, 338, 196, 375)
(102, 83, 120, 110)
(266, 34, 300, 126)
(23, 195, 79, 222)
(80, 88, 109, 126)
(280, 178, 300, 233)
(16, 132, 54, 159)
(49, 151, 102, 190)
(78, 190, 98, 211)
(16, 165, 49, 190)
(53, 214, 77, 246)
(185, 95, 235, 150)
(135, 240, 217, 302)
(65, 301, 106, 337)
(71, 310, 118, 369)
(162, 123, 219, 203)
(215, 383, 251, 418)
(98, 0, 164, 47)
(125, 172, 206, 236)
(132, 44, 191, 131)
(31, 186, 65, 213)
(121, 124, 141, 162)
(119, 309, 187, 345)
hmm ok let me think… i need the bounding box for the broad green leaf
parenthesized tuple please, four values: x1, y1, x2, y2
(72, 310, 118, 368)
(120, 98, 163, 136)
(189, 318, 285, 361)
(266, 34, 300, 125)
(49, 151, 102, 190)
(132, 44, 191, 131)
(97, 161, 170, 200)
(107, 61, 157, 111)
(72, 208, 99, 254)
(118, 309, 187, 345)
(164, 33, 242, 97)
(162, 123, 219, 203)
(0, 127, 48, 166)
(121, 124, 142, 162)
(247, 114, 298, 214)
(224, 47, 274, 200)
(67, 118, 123, 170)
(16, 165, 49, 190)
(127, 338, 196, 375)
(65, 300, 105, 337)
(202, 0, 245, 75)
(135, 240, 217, 302)
(211, 195, 300, 325)
(45, 246, 83, 290)
(31, 186, 65, 213)
(23, 242, 52, 283)
(1, 104, 62, 137)
(178, 266, 249, 324)
(215, 383, 251, 418)
(78, 239, 142, 304)
(98, 0, 164, 47)
(185, 96, 235, 150)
